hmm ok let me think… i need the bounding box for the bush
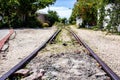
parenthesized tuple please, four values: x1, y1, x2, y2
(22, 16, 43, 28)
(42, 23, 49, 27)
(71, 21, 76, 25)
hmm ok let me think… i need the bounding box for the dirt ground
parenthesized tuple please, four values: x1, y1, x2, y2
(71, 26, 120, 76)
(0, 28, 56, 77)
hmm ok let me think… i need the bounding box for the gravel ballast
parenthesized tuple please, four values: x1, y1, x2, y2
(72, 27, 120, 76)
(0, 28, 55, 77)
(22, 29, 110, 80)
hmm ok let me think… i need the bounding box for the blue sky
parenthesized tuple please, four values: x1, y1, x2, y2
(37, 0, 76, 19)
(53, 0, 76, 9)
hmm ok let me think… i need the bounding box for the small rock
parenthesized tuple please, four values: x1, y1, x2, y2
(39, 69, 46, 75)
(83, 49, 86, 53)
(22, 71, 44, 80)
(15, 69, 30, 77)
(2, 54, 6, 57)
(96, 63, 101, 67)
(63, 43, 67, 46)
(69, 69, 82, 76)
(1, 43, 9, 51)
(61, 53, 64, 55)
(18, 57, 22, 59)
(33, 72, 43, 80)
(42, 72, 57, 80)
(51, 71, 58, 76)
(74, 50, 81, 54)
(95, 72, 106, 77)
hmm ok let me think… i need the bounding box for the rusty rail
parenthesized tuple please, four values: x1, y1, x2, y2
(67, 29, 120, 80)
(0, 29, 61, 80)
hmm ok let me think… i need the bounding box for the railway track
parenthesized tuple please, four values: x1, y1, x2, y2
(67, 29, 120, 80)
(0, 28, 119, 80)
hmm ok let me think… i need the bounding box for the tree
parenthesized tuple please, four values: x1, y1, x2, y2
(0, 0, 56, 28)
(47, 10, 59, 26)
(70, 0, 98, 26)
(97, 0, 120, 32)
(60, 18, 67, 24)
(69, 5, 78, 24)
(108, 0, 120, 32)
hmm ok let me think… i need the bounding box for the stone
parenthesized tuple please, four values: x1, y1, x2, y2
(74, 50, 81, 54)
(1, 43, 9, 51)
(39, 69, 46, 75)
(2, 54, 6, 57)
(63, 43, 67, 46)
(32, 72, 43, 80)
(95, 72, 106, 77)
(96, 63, 101, 67)
(22, 71, 44, 80)
(15, 69, 30, 77)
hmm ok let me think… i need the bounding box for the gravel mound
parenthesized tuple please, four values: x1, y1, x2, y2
(27, 52, 110, 80)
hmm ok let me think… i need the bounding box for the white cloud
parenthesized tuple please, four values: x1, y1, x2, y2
(37, 6, 72, 19)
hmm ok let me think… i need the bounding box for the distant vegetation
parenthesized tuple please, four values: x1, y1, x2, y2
(36, 10, 68, 28)
(47, 10, 59, 27)
(0, 0, 56, 28)
(69, 0, 120, 33)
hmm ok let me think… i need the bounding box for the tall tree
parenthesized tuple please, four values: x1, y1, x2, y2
(70, 0, 98, 26)
(97, 0, 120, 32)
(70, 0, 120, 32)
(0, 0, 56, 28)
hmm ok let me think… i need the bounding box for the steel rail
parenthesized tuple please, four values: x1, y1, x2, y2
(67, 29, 120, 80)
(0, 29, 61, 80)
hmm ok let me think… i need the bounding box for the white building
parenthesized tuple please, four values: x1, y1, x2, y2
(76, 17, 83, 27)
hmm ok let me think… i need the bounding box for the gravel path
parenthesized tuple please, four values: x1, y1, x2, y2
(72, 27, 120, 76)
(0, 28, 55, 77)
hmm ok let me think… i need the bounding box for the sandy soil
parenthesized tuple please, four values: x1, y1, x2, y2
(71, 26, 120, 76)
(0, 28, 56, 77)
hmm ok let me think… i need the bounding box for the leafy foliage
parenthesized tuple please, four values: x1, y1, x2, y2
(70, 0, 120, 33)
(47, 10, 59, 26)
(69, 0, 98, 26)
(108, 0, 120, 32)
(97, 0, 120, 32)
(0, 0, 56, 28)
(59, 18, 67, 24)
(42, 23, 49, 27)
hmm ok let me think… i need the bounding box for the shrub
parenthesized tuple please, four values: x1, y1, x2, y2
(42, 23, 49, 27)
